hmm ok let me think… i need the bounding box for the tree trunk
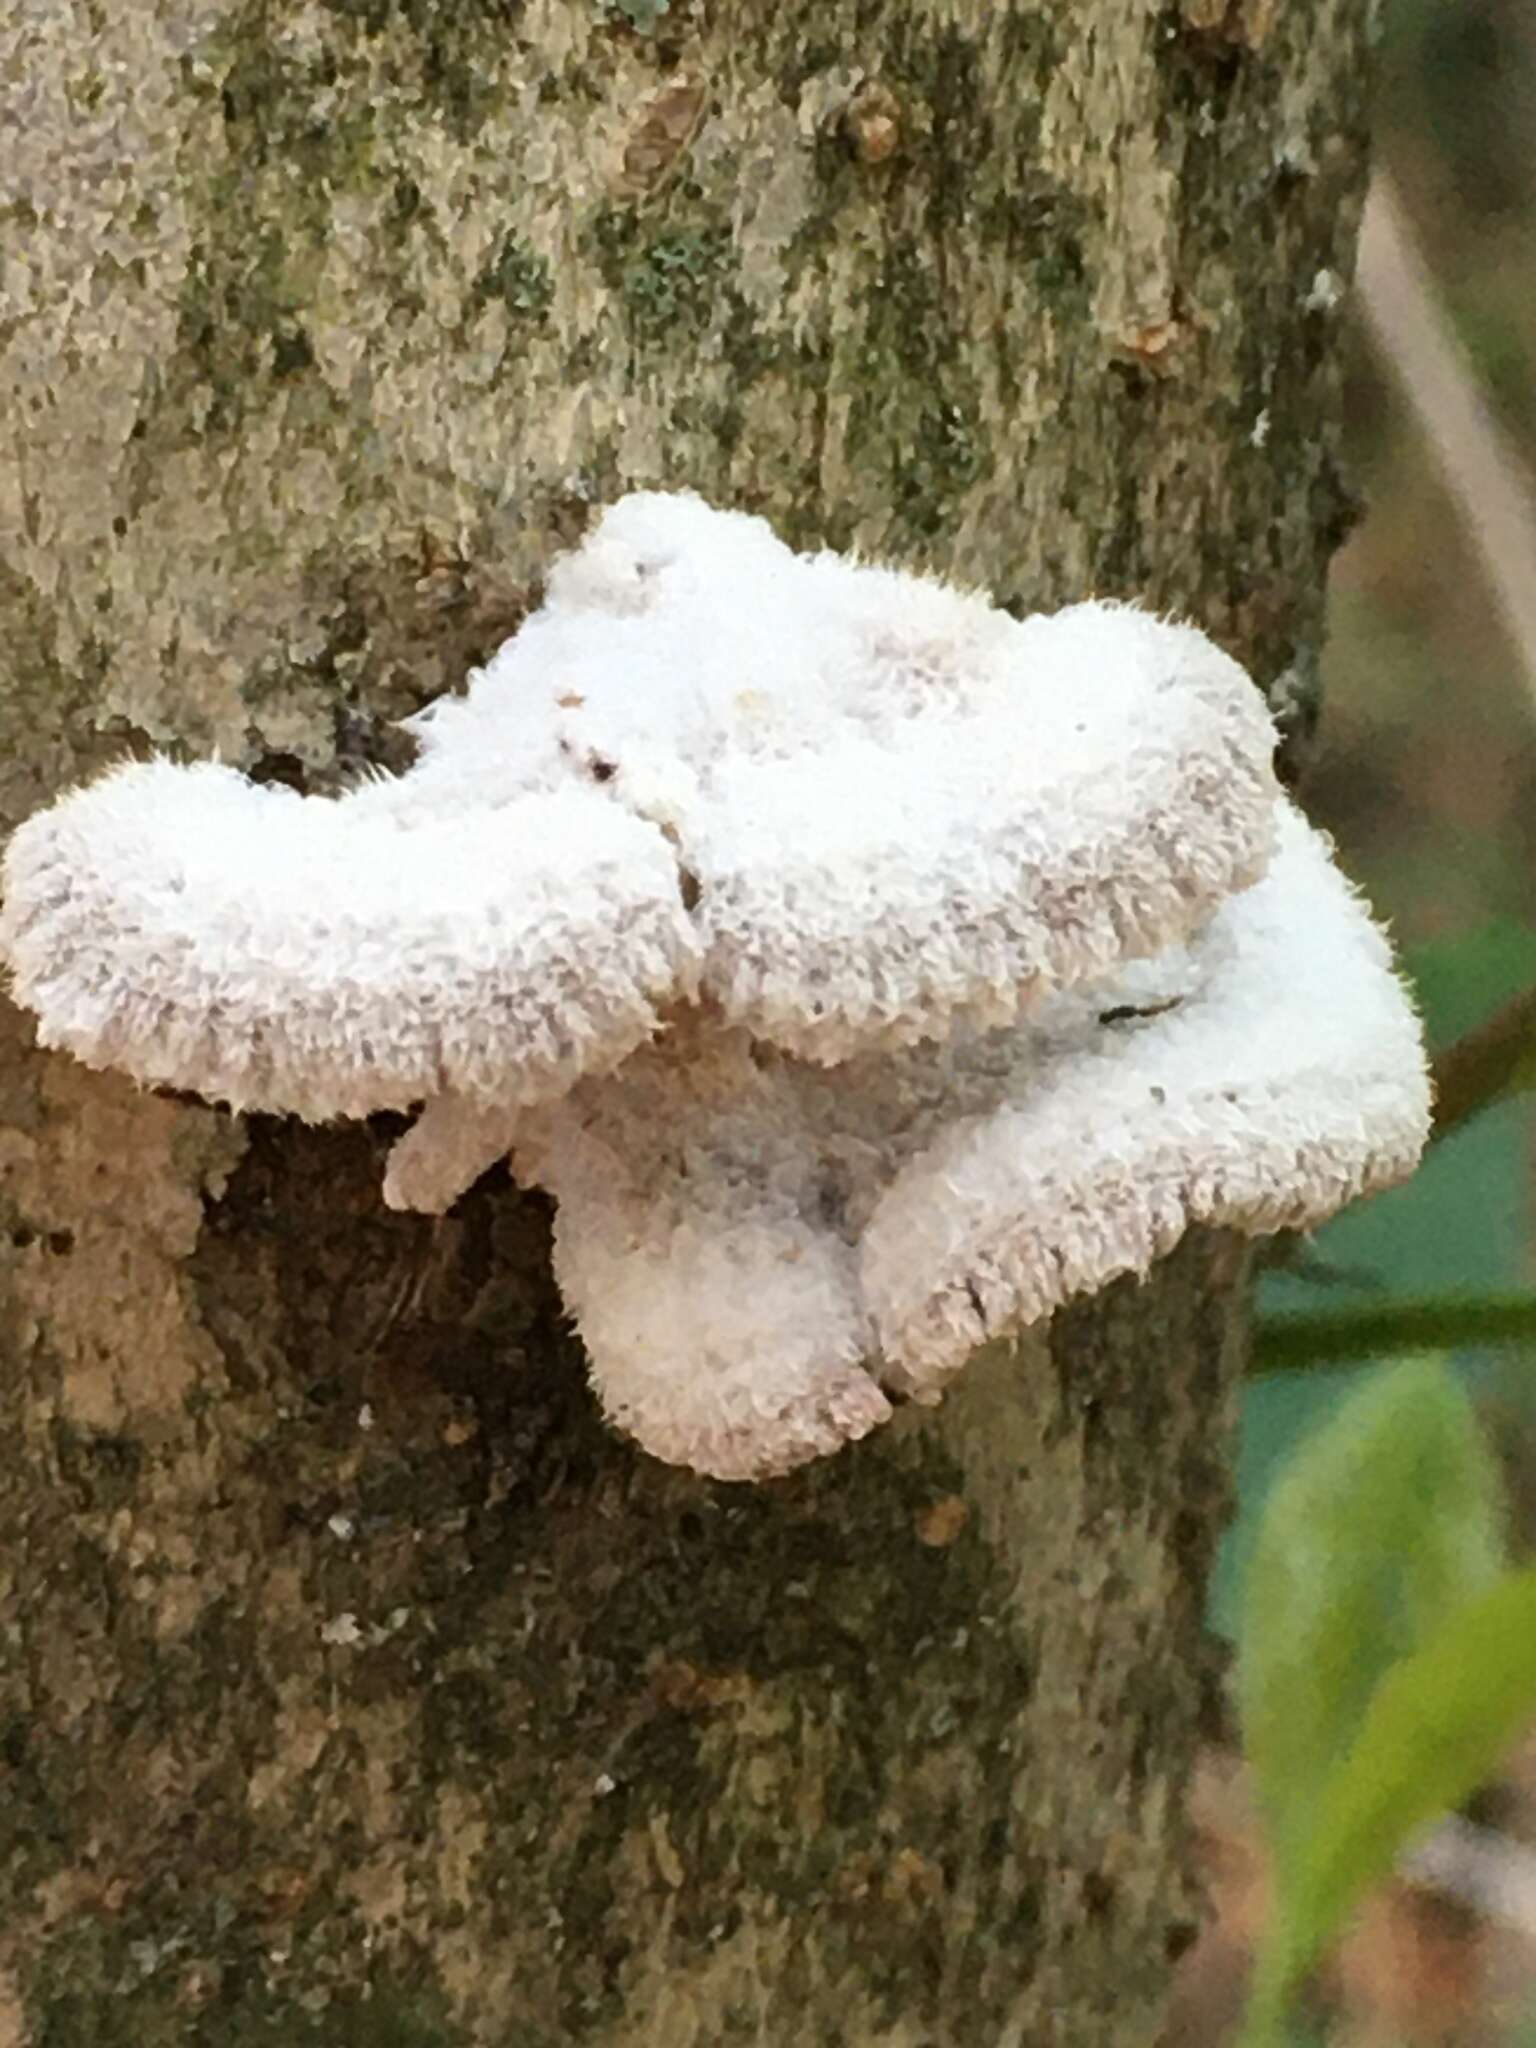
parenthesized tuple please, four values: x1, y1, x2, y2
(0, 3, 1374, 2041)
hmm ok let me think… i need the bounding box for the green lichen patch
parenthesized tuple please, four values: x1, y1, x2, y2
(173, 0, 546, 442)
(174, 35, 366, 436)
(470, 234, 555, 322)
(593, 214, 735, 340)
(318, 0, 524, 137)
(844, 240, 991, 541)
(48, 1419, 145, 1514)
(594, 0, 673, 32)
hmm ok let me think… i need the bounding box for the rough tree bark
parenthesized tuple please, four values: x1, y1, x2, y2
(0, 2, 1375, 2042)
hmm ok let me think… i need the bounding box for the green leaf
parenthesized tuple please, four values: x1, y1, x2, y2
(1263, 1566, 1536, 2025)
(1237, 1360, 1503, 1882)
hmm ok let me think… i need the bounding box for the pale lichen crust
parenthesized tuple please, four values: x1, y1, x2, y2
(0, 493, 1430, 1480)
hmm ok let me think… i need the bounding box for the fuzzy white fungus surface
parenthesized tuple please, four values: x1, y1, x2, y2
(0, 492, 1431, 1480)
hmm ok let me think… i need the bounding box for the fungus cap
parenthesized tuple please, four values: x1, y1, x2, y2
(0, 492, 1431, 1480)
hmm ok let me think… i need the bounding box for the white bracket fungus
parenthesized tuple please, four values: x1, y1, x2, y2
(0, 492, 1430, 1481)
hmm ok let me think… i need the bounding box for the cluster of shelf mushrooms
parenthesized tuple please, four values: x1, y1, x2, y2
(0, 493, 1431, 1480)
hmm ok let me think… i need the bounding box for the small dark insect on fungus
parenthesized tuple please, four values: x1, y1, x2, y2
(0, 494, 1430, 1481)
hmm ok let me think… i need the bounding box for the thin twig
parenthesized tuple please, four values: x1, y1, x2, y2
(1253, 1294, 1536, 1374)
(1429, 981, 1536, 1141)
(1357, 173, 1536, 716)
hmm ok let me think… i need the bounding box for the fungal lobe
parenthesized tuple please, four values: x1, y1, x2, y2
(0, 492, 1431, 1482)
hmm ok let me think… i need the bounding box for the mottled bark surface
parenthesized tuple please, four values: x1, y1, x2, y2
(0, 1, 1372, 2041)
